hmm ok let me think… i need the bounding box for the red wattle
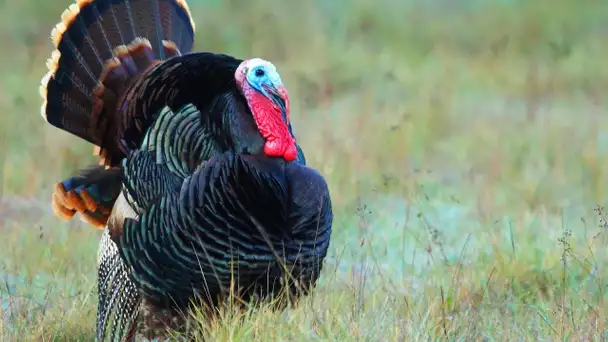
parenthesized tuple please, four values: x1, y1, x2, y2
(240, 82, 297, 162)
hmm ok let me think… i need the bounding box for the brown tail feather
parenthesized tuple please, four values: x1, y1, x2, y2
(51, 166, 121, 228)
(40, 0, 196, 167)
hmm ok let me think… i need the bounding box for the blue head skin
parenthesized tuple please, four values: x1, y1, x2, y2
(235, 58, 297, 161)
(238, 58, 290, 122)
(243, 58, 287, 114)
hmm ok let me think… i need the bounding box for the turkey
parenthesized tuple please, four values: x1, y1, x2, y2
(40, 0, 333, 340)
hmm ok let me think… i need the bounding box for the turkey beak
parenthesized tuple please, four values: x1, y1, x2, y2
(262, 84, 288, 122)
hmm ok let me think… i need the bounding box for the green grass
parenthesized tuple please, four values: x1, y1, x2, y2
(1, 0, 608, 340)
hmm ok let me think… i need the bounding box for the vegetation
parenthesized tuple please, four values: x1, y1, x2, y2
(1, 0, 607, 340)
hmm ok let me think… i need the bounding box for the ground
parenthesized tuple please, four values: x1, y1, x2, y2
(0, 0, 607, 340)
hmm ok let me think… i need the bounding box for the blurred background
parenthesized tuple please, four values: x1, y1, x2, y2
(1, 0, 607, 340)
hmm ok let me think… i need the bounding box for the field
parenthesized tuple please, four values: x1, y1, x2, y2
(1, 0, 608, 340)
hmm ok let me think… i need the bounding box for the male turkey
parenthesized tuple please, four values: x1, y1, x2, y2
(40, 0, 333, 340)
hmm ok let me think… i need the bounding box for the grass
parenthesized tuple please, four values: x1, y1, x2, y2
(1, 0, 608, 340)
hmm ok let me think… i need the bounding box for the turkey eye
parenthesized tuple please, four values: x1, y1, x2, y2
(255, 69, 265, 77)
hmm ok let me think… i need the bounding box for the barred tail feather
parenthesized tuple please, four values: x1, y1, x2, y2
(40, 0, 196, 167)
(97, 228, 141, 341)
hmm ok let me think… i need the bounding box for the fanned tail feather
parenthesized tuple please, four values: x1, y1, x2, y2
(40, 0, 196, 167)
